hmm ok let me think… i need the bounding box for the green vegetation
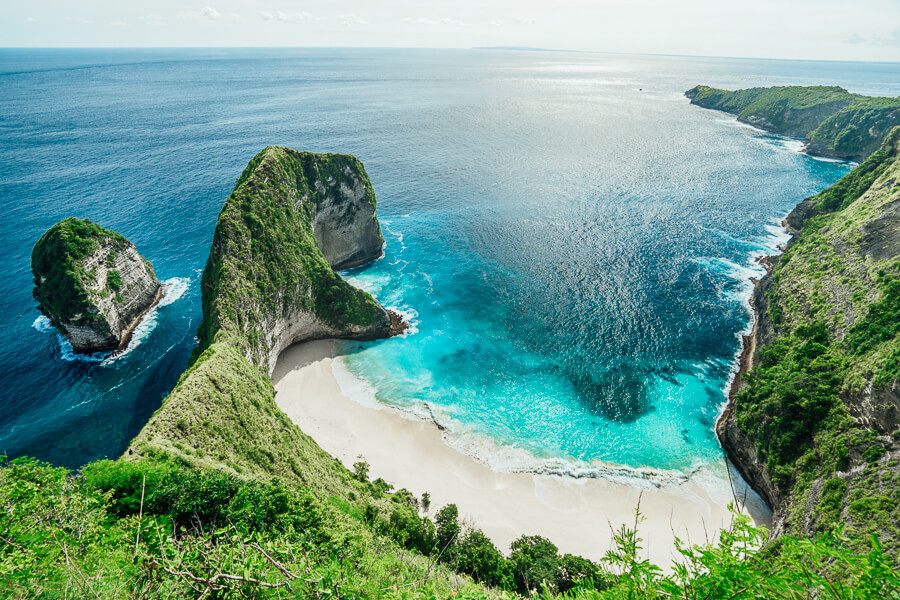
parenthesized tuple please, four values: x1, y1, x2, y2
(4, 456, 899, 599)
(196, 146, 387, 368)
(31, 217, 128, 325)
(129, 147, 391, 491)
(16, 139, 900, 597)
(106, 269, 122, 291)
(686, 85, 900, 161)
(731, 127, 900, 555)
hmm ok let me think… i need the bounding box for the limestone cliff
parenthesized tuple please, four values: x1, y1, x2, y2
(720, 127, 900, 553)
(196, 146, 395, 375)
(686, 85, 900, 162)
(32, 218, 162, 354)
(128, 147, 402, 482)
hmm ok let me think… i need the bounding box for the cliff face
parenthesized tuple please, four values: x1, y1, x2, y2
(32, 218, 161, 354)
(311, 168, 385, 270)
(721, 127, 900, 553)
(129, 147, 400, 482)
(196, 146, 393, 375)
(686, 85, 900, 162)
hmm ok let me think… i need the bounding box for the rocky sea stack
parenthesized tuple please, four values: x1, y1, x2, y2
(32, 218, 162, 354)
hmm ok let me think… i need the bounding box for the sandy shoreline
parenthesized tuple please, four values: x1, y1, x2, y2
(272, 339, 771, 568)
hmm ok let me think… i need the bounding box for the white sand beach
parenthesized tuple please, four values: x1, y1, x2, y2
(272, 340, 771, 568)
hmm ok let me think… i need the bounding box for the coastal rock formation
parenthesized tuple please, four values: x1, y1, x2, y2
(720, 127, 900, 552)
(686, 85, 900, 162)
(129, 147, 403, 484)
(197, 146, 397, 375)
(32, 218, 161, 354)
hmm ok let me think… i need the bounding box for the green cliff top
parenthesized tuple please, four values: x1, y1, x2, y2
(686, 85, 900, 161)
(31, 217, 130, 324)
(196, 146, 385, 366)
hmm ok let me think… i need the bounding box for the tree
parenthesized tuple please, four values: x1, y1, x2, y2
(510, 534, 561, 593)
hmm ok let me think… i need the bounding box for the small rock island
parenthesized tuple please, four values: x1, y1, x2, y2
(32, 218, 162, 354)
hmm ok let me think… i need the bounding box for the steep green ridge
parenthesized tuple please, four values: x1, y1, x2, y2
(723, 127, 900, 557)
(31, 217, 129, 326)
(686, 85, 900, 161)
(197, 146, 390, 372)
(129, 147, 390, 489)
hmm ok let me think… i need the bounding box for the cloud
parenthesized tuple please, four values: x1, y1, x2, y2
(138, 14, 166, 27)
(872, 29, 900, 47)
(402, 17, 466, 26)
(65, 17, 93, 25)
(180, 6, 223, 21)
(338, 14, 368, 27)
(26, 17, 36, 23)
(843, 29, 900, 47)
(490, 16, 537, 26)
(259, 10, 320, 24)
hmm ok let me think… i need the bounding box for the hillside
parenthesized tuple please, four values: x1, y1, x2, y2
(720, 126, 900, 557)
(128, 146, 402, 489)
(686, 85, 900, 162)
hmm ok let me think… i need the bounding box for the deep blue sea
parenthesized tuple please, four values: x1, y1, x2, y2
(2, 49, 898, 477)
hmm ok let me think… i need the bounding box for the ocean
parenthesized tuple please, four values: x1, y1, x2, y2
(1, 48, 898, 478)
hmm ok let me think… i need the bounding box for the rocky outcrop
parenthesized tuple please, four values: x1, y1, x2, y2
(311, 168, 385, 270)
(32, 218, 161, 354)
(196, 146, 400, 375)
(686, 85, 900, 162)
(128, 147, 405, 482)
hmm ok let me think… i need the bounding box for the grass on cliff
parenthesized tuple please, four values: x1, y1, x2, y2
(3, 456, 898, 599)
(733, 127, 900, 555)
(31, 217, 129, 325)
(196, 146, 386, 368)
(686, 85, 900, 160)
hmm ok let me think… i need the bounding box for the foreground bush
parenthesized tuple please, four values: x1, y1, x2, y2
(0, 457, 898, 599)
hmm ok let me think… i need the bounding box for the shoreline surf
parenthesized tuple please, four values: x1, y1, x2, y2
(272, 339, 772, 569)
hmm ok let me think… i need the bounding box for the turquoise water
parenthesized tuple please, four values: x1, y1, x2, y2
(1, 49, 896, 474)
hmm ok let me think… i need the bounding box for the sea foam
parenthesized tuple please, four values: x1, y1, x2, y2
(31, 276, 190, 366)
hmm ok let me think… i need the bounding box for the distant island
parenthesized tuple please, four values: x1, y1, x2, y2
(686, 84, 900, 162)
(472, 46, 575, 52)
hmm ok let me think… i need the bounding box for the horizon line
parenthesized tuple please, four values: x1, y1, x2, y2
(1, 45, 899, 65)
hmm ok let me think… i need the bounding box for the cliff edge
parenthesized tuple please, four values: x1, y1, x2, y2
(32, 218, 161, 354)
(128, 147, 401, 492)
(720, 127, 900, 555)
(195, 146, 395, 375)
(686, 85, 900, 162)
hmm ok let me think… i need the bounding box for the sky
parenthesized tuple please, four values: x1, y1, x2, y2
(2, 0, 900, 62)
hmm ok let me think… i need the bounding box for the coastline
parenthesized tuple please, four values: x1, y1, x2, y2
(113, 285, 165, 355)
(273, 339, 772, 569)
